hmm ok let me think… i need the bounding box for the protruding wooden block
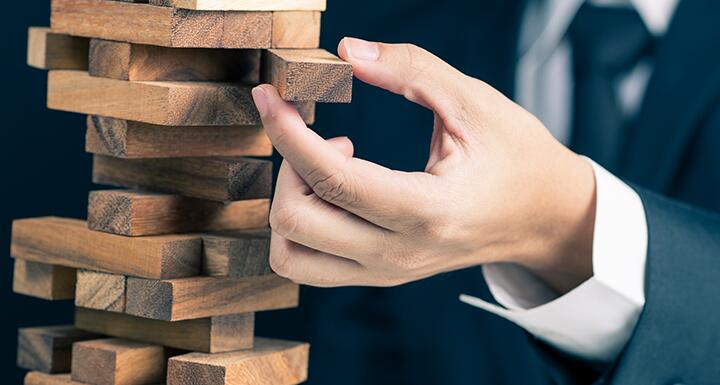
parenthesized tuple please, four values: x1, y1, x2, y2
(125, 275, 299, 321)
(17, 326, 100, 373)
(75, 270, 127, 313)
(265, 49, 352, 102)
(202, 229, 271, 278)
(149, 0, 326, 11)
(13, 259, 76, 300)
(272, 12, 321, 49)
(47, 71, 315, 126)
(27, 27, 88, 70)
(92, 155, 273, 202)
(75, 308, 254, 353)
(88, 190, 269, 236)
(167, 338, 309, 385)
(51, 0, 272, 49)
(85, 116, 272, 159)
(89, 39, 261, 83)
(10, 217, 201, 279)
(71, 338, 165, 385)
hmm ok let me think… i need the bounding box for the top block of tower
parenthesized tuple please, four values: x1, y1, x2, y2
(51, 0, 322, 49)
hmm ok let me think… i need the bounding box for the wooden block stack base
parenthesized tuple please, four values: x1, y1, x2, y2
(14, 0, 353, 383)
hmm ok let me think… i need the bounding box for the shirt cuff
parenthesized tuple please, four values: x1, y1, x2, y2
(460, 158, 648, 363)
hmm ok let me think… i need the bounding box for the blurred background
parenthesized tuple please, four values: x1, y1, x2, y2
(1, 1, 552, 384)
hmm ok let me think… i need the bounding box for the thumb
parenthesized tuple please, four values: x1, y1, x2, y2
(338, 37, 467, 118)
(326, 136, 354, 157)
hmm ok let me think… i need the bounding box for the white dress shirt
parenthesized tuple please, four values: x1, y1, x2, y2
(460, 0, 679, 363)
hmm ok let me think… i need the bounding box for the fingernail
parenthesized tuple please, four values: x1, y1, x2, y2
(252, 86, 269, 117)
(343, 37, 380, 61)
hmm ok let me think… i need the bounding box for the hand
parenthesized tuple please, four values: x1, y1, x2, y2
(251, 38, 597, 292)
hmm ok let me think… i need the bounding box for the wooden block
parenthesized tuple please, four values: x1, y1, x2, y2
(88, 190, 269, 236)
(85, 116, 272, 158)
(202, 229, 271, 278)
(125, 275, 299, 321)
(71, 338, 165, 385)
(47, 70, 315, 126)
(272, 12, 320, 49)
(75, 270, 126, 312)
(51, 0, 272, 49)
(168, 338, 309, 385)
(149, 0, 326, 11)
(27, 27, 88, 70)
(89, 39, 261, 83)
(265, 49, 352, 103)
(75, 308, 254, 353)
(10, 217, 201, 279)
(25, 373, 88, 385)
(92, 155, 273, 202)
(13, 259, 76, 300)
(17, 326, 100, 373)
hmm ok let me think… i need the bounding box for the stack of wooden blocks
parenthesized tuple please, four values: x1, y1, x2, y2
(13, 0, 352, 384)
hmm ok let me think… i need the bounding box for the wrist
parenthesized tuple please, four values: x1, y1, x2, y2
(516, 149, 597, 294)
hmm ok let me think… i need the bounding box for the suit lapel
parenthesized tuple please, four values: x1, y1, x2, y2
(618, 0, 720, 192)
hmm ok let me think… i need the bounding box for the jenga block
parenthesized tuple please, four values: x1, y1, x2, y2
(18, 326, 100, 373)
(51, 0, 272, 49)
(71, 338, 165, 385)
(265, 49, 352, 102)
(10, 217, 201, 279)
(75, 308, 254, 353)
(27, 27, 88, 70)
(13, 259, 76, 300)
(272, 12, 320, 48)
(125, 275, 299, 321)
(75, 270, 127, 312)
(88, 190, 269, 236)
(25, 373, 88, 385)
(149, 0, 326, 11)
(202, 229, 271, 278)
(167, 338, 309, 385)
(85, 116, 272, 158)
(92, 155, 273, 202)
(89, 39, 261, 83)
(47, 71, 315, 126)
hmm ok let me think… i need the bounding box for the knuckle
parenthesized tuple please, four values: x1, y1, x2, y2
(269, 203, 300, 238)
(269, 248, 293, 278)
(309, 170, 357, 205)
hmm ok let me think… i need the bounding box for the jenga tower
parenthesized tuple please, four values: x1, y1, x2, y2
(13, 1, 353, 384)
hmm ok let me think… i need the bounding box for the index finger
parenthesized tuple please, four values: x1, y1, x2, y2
(252, 84, 436, 232)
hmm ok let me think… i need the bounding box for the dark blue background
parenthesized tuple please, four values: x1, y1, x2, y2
(1, 1, 551, 384)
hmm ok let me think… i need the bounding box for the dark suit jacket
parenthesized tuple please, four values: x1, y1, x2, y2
(256, 0, 720, 384)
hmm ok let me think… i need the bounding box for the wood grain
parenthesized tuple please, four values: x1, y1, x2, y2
(265, 49, 352, 102)
(85, 116, 272, 158)
(71, 338, 165, 385)
(47, 70, 315, 126)
(17, 326, 100, 374)
(202, 229, 271, 278)
(75, 270, 126, 312)
(92, 155, 273, 202)
(27, 27, 88, 70)
(272, 12, 320, 48)
(125, 275, 298, 321)
(149, 0, 326, 11)
(75, 308, 254, 353)
(88, 190, 269, 236)
(13, 259, 76, 300)
(168, 338, 309, 385)
(10, 217, 201, 279)
(51, 0, 272, 48)
(89, 39, 261, 83)
(25, 373, 85, 385)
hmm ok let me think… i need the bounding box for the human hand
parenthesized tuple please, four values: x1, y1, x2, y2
(251, 38, 597, 293)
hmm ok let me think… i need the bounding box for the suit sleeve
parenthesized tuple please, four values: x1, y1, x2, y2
(537, 187, 720, 384)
